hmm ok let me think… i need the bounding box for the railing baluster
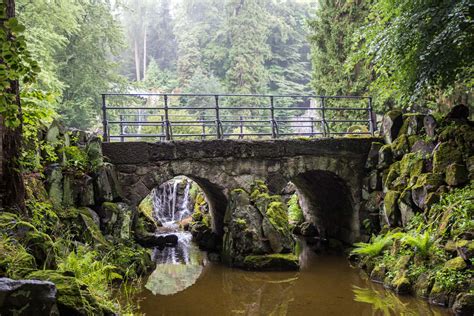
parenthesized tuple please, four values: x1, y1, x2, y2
(368, 97, 375, 135)
(320, 97, 327, 137)
(101, 94, 108, 141)
(160, 115, 164, 141)
(270, 96, 277, 138)
(310, 117, 314, 136)
(215, 95, 222, 139)
(201, 114, 206, 140)
(239, 115, 243, 139)
(164, 94, 171, 141)
(119, 114, 124, 142)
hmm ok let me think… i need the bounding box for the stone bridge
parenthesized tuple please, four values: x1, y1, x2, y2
(102, 138, 378, 244)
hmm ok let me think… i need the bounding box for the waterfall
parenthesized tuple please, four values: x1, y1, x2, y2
(150, 178, 197, 265)
(152, 178, 191, 228)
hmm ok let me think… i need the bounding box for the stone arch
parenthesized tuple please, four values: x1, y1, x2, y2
(133, 168, 228, 236)
(291, 170, 356, 244)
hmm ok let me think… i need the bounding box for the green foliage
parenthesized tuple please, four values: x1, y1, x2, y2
(58, 246, 122, 312)
(0, 233, 37, 279)
(0, 4, 40, 128)
(434, 268, 473, 293)
(353, 0, 474, 108)
(61, 146, 89, 172)
(352, 232, 403, 257)
(401, 231, 436, 259)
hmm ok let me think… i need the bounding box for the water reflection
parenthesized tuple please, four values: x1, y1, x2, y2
(146, 232, 206, 296)
(353, 285, 447, 316)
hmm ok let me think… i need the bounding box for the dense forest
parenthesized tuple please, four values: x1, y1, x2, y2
(10, 0, 473, 131)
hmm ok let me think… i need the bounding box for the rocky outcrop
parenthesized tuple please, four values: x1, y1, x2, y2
(222, 181, 298, 270)
(357, 105, 474, 313)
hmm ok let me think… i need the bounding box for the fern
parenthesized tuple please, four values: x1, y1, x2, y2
(402, 231, 435, 258)
(352, 232, 403, 257)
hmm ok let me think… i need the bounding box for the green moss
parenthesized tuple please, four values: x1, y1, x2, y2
(266, 201, 290, 233)
(399, 153, 424, 179)
(444, 257, 467, 271)
(445, 163, 469, 186)
(138, 195, 155, 223)
(391, 134, 410, 157)
(384, 191, 400, 218)
(384, 162, 400, 190)
(287, 194, 304, 223)
(391, 270, 411, 294)
(243, 253, 299, 271)
(433, 142, 463, 174)
(250, 180, 269, 200)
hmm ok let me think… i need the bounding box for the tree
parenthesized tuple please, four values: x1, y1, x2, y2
(1, 0, 38, 212)
(225, 0, 271, 94)
(308, 0, 371, 97)
(354, 0, 474, 109)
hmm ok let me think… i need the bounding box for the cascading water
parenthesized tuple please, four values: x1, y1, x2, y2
(145, 178, 206, 295)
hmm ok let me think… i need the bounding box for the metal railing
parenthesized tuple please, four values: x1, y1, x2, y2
(101, 93, 375, 142)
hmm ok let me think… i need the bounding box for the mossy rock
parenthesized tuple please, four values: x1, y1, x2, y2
(414, 272, 434, 298)
(390, 270, 412, 294)
(377, 144, 393, 170)
(444, 257, 467, 271)
(445, 163, 469, 186)
(382, 110, 403, 144)
(433, 142, 463, 174)
(382, 190, 401, 227)
(452, 292, 474, 316)
(383, 161, 400, 191)
(365, 142, 383, 169)
(370, 264, 386, 283)
(399, 153, 425, 180)
(399, 113, 424, 136)
(27, 270, 102, 315)
(392, 134, 410, 158)
(243, 253, 299, 271)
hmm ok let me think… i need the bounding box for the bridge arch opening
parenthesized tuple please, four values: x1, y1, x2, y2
(291, 170, 354, 245)
(139, 175, 227, 236)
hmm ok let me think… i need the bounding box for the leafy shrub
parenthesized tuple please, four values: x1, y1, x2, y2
(401, 231, 435, 259)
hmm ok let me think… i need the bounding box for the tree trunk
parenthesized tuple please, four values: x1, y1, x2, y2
(143, 24, 147, 81)
(134, 38, 141, 81)
(1, 0, 26, 213)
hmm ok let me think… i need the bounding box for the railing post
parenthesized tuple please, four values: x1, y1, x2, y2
(215, 95, 222, 139)
(320, 97, 327, 137)
(270, 96, 277, 138)
(239, 115, 244, 139)
(160, 115, 164, 141)
(310, 117, 314, 136)
(368, 97, 375, 135)
(164, 94, 171, 141)
(119, 114, 124, 142)
(200, 114, 206, 140)
(101, 94, 108, 141)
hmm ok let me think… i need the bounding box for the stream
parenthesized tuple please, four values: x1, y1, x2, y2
(137, 179, 451, 315)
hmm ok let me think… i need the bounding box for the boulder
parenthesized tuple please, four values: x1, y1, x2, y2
(445, 163, 469, 186)
(377, 145, 393, 170)
(398, 189, 416, 227)
(452, 292, 474, 316)
(77, 175, 95, 206)
(242, 254, 299, 271)
(26, 270, 101, 315)
(414, 272, 433, 298)
(370, 265, 386, 283)
(86, 136, 103, 170)
(411, 140, 436, 156)
(0, 278, 58, 316)
(391, 134, 410, 158)
(368, 170, 382, 191)
(382, 110, 403, 144)
(433, 142, 463, 174)
(45, 164, 63, 208)
(391, 270, 411, 294)
(365, 142, 383, 169)
(62, 173, 77, 207)
(423, 115, 437, 137)
(381, 190, 401, 227)
(400, 113, 424, 136)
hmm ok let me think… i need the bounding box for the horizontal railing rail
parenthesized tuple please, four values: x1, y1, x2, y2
(101, 93, 375, 142)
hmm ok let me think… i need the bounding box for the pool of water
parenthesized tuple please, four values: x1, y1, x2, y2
(137, 241, 451, 315)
